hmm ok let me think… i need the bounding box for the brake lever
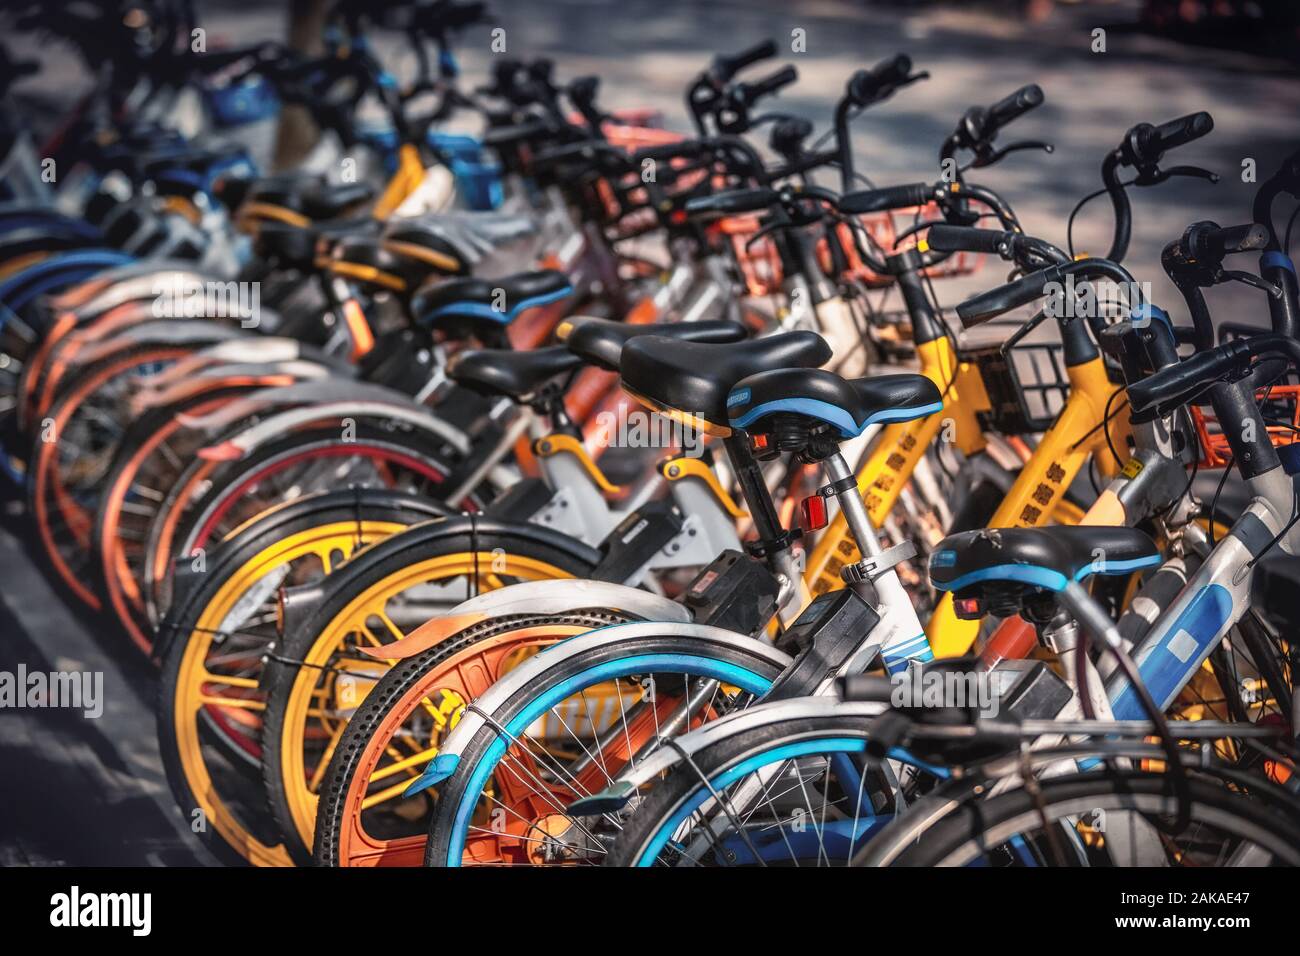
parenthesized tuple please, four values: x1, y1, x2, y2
(1135, 163, 1220, 187)
(964, 140, 1054, 171)
(1222, 269, 1284, 299)
(890, 71, 930, 94)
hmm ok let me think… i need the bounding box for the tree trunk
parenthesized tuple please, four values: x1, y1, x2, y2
(272, 0, 328, 171)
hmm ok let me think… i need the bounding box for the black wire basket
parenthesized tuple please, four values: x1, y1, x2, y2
(960, 316, 1070, 435)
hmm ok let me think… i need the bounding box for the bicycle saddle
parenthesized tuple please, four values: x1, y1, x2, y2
(620, 331, 831, 433)
(256, 217, 378, 270)
(243, 179, 375, 221)
(557, 315, 748, 370)
(727, 368, 942, 437)
(326, 228, 470, 292)
(449, 344, 583, 399)
(929, 526, 1161, 595)
(412, 269, 572, 329)
(0, 228, 96, 262)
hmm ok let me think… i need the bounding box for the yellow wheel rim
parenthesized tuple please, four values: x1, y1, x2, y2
(278, 551, 574, 850)
(172, 521, 406, 866)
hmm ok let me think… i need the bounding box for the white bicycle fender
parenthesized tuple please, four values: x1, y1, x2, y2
(406, 621, 791, 793)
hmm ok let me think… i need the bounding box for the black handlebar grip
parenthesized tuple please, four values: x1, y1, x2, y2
(1125, 340, 1252, 419)
(986, 84, 1043, 131)
(1150, 111, 1213, 154)
(715, 40, 778, 81)
(1203, 222, 1269, 258)
(569, 75, 600, 104)
(746, 65, 798, 101)
(848, 54, 912, 105)
(955, 263, 1067, 328)
(684, 188, 779, 216)
(1130, 112, 1213, 165)
(925, 224, 1012, 255)
(838, 182, 933, 215)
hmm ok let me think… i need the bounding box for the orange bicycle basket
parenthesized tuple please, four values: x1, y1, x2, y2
(1190, 384, 1300, 468)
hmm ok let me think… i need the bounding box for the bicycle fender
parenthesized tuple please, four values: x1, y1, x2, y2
(403, 621, 791, 794)
(364, 578, 690, 662)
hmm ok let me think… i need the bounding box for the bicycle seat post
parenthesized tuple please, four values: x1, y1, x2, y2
(819, 450, 913, 611)
(1055, 580, 1125, 719)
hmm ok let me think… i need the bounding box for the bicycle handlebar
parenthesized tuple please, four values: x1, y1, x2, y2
(1126, 333, 1300, 422)
(683, 187, 780, 216)
(925, 224, 1013, 255)
(838, 182, 935, 215)
(712, 40, 778, 84)
(846, 54, 912, 107)
(956, 265, 1068, 327)
(955, 257, 1136, 328)
(1102, 111, 1216, 263)
(741, 65, 798, 103)
(1122, 112, 1214, 168)
(1196, 222, 1270, 259)
(986, 84, 1043, 136)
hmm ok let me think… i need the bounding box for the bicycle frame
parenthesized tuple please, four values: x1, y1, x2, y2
(801, 279, 1128, 658)
(926, 351, 1130, 655)
(1106, 463, 1299, 719)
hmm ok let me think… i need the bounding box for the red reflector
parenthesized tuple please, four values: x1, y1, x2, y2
(751, 434, 769, 450)
(670, 209, 688, 225)
(954, 597, 983, 620)
(800, 494, 828, 531)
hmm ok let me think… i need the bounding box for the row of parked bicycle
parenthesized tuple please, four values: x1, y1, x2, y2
(2, 0, 1298, 867)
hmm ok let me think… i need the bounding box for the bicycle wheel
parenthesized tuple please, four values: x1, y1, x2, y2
(143, 418, 476, 633)
(92, 385, 274, 651)
(605, 715, 908, 867)
(28, 343, 193, 606)
(156, 490, 443, 866)
(423, 629, 788, 867)
(260, 521, 600, 862)
(311, 611, 635, 867)
(870, 770, 1300, 867)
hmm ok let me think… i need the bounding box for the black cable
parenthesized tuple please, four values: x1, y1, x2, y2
(1101, 387, 1126, 470)
(1261, 417, 1300, 436)
(1285, 204, 1299, 254)
(1243, 485, 1300, 572)
(1069, 390, 1129, 459)
(1158, 451, 1198, 524)
(1066, 179, 1134, 260)
(920, 267, 961, 396)
(1206, 455, 1234, 547)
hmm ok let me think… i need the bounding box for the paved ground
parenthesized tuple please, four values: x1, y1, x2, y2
(0, 498, 212, 865)
(0, 0, 1293, 866)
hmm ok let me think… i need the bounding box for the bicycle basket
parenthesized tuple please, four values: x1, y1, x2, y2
(837, 203, 984, 287)
(960, 319, 1070, 435)
(719, 204, 988, 299)
(1190, 384, 1300, 469)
